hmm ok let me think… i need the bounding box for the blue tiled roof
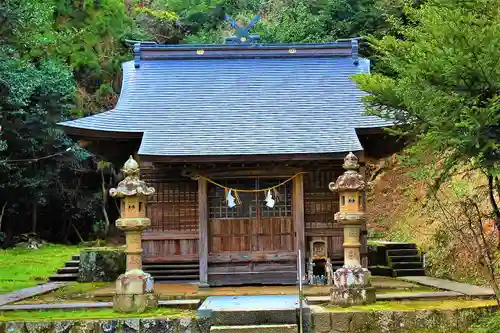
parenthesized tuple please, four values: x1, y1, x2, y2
(59, 55, 391, 157)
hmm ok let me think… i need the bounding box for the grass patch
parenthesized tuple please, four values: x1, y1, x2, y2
(49, 282, 111, 298)
(0, 308, 194, 322)
(0, 244, 79, 294)
(375, 288, 437, 294)
(327, 299, 498, 312)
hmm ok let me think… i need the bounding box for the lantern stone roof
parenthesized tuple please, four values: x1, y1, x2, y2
(109, 156, 155, 197)
(59, 41, 392, 160)
(329, 152, 366, 192)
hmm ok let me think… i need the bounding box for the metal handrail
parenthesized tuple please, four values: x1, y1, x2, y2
(297, 249, 304, 333)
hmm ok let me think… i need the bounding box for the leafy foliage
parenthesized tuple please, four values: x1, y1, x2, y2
(0, 0, 102, 241)
(354, 0, 500, 226)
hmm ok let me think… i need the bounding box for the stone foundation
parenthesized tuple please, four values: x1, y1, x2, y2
(0, 317, 211, 333)
(310, 305, 496, 333)
(330, 286, 376, 306)
(113, 293, 158, 313)
(330, 266, 375, 306)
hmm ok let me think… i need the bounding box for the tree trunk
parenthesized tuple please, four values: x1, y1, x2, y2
(32, 198, 37, 234)
(0, 202, 7, 233)
(487, 174, 500, 246)
(100, 168, 110, 236)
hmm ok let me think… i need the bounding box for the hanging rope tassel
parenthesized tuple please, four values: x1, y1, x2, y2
(265, 190, 275, 208)
(234, 190, 242, 205)
(195, 172, 306, 193)
(227, 189, 236, 208)
(273, 188, 280, 202)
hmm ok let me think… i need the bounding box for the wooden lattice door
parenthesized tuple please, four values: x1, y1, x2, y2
(207, 178, 297, 285)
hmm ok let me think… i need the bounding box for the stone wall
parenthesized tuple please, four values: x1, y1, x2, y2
(310, 305, 496, 333)
(79, 248, 126, 282)
(0, 317, 211, 333)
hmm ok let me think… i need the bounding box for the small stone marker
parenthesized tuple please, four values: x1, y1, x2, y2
(328, 153, 375, 306)
(109, 156, 158, 313)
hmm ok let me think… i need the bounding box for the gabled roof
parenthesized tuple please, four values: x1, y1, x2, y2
(59, 41, 392, 159)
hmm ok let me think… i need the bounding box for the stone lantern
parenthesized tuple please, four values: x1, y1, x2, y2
(109, 156, 158, 313)
(328, 152, 375, 305)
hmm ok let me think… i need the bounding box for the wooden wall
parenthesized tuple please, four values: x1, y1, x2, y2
(139, 160, 367, 268)
(141, 164, 199, 262)
(303, 166, 367, 264)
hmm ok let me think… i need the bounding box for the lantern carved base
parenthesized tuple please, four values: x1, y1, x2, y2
(113, 269, 158, 313)
(330, 266, 375, 306)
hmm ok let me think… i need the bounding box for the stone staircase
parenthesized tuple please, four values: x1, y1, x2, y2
(386, 243, 425, 277)
(50, 256, 200, 283)
(143, 261, 199, 282)
(209, 308, 300, 333)
(49, 254, 80, 281)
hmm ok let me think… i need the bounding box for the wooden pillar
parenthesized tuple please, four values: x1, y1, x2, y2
(198, 178, 209, 287)
(293, 173, 305, 281)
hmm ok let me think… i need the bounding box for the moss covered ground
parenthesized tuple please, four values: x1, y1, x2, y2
(15, 282, 113, 304)
(0, 244, 79, 294)
(327, 299, 498, 312)
(0, 308, 194, 322)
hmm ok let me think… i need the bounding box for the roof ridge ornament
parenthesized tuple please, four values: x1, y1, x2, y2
(224, 14, 261, 44)
(351, 39, 359, 65)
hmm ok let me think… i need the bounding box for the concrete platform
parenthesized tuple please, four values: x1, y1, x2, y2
(90, 276, 420, 299)
(198, 295, 305, 326)
(399, 276, 495, 297)
(0, 282, 68, 306)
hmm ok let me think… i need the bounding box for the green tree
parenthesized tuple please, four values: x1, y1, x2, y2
(49, 0, 145, 116)
(354, 0, 500, 230)
(0, 0, 100, 241)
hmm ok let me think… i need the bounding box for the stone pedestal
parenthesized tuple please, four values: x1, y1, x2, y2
(116, 217, 151, 271)
(330, 266, 375, 306)
(113, 269, 158, 313)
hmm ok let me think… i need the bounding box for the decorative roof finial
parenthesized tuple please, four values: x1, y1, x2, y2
(224, 15, 261, 44)
(329, 152, 366, 192)
(109, 156, 155, 198)
(351, 39, 359, 65)
(343, 152, 359, 170)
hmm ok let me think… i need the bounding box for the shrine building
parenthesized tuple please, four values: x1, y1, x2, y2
(59, 29, 395, 286)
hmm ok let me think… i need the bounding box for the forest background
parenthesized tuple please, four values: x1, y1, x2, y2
(0, 0, 498, 294)
(0, 0, 409, 243)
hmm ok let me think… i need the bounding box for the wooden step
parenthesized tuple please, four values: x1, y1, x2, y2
(390, 255, 421, 263)
(392, 262, 423, 269)
(211, 325, 297, 333)
(387, 249, 419, 256)
(57, 267, 79, 274)
(65, 260, 80, 267)
(153, 275, 199, 280)
(393, 268, 426, 277)
(208, 271, 297, 276)
(49, 273, 78, 281)
(144, 264, 199, 270)
(71, 254, 80, 261)
(148, 270, 199, 277)
(383, 243, 417, 250)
